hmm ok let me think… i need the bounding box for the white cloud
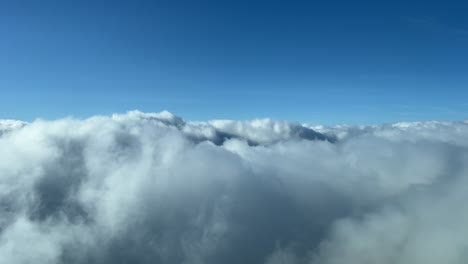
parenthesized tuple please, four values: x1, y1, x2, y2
(1, 111, 468, 263)
(0, 119, 27, 137)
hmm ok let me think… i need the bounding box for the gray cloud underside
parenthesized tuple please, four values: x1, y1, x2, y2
(1, 111, 468, 264)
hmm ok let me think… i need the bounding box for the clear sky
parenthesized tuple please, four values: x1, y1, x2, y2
(1, 0, 467, 124)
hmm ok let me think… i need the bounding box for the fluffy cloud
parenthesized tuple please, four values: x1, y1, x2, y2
(0, 120, 27, 137)
(1, 111, 468, 264)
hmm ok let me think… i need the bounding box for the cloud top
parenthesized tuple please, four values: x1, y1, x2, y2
(1, 111, 468, 264)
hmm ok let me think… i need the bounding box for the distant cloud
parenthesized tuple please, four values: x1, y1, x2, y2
(1, 111, 468, 263)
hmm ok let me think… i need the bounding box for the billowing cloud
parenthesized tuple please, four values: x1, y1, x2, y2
(1, 111, 468, 264)
(0, 119, 27, 137)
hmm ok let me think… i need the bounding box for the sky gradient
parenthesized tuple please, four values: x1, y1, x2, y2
(1, 0, 467, 124)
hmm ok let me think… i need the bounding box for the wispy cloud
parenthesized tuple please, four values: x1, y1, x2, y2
(405, 16, 468, 36)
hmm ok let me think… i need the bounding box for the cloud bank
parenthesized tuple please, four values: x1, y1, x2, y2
(1, 111, 468, 264)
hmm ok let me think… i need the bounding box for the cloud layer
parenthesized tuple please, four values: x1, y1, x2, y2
(1, 111, 468, 264)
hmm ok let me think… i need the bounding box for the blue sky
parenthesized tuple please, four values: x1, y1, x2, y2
(1, 0, 467, 124)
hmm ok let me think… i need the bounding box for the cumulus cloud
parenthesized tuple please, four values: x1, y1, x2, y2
(1, 110, 468, 264)
(0, 120, 27, 137)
